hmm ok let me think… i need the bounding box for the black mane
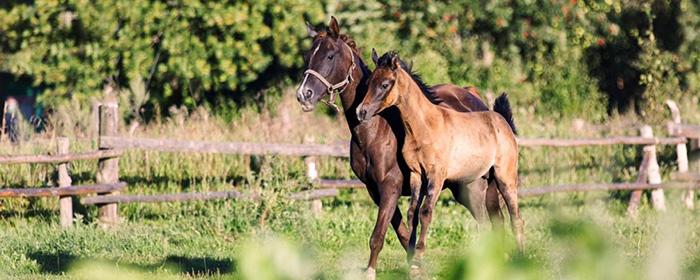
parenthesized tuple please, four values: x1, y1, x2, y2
(376, 51, 443, 104)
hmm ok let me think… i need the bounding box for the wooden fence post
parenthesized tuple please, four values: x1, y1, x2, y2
(627, 152, 650, 217)
(666, 100, 693, 209)
(91, 100, 101, 140)
(57, 137, 73, 227)
(628, 125, 667, 216)
(96, 100, 120, 224)
(304, 136, 322, 214)
(642, 125, 666, 211)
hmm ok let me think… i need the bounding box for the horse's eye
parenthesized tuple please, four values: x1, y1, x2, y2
(327, 54, 334, 60)
(381, 82, 390, 89)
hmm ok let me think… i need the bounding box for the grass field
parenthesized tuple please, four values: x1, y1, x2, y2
(1, 92, 700, 279)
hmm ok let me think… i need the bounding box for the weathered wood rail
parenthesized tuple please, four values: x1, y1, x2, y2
(272, 182, 700, 200)
(99, 136, 348, 157)
(3, 98, 700, 226)
(95, 135, 687, 158)
(0, 183, 126, 198)
(81, 190, 245, 204)
(0, 149, 123, 164)
(517, 136, 686, 147)
(0, 134, 127, 228)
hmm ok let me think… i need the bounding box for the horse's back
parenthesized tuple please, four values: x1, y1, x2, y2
(431, 84, 488, 112)
(441, 110, 517, 178)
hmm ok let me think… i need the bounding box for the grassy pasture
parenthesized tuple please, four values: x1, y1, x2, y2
(1, 92, 700, 279)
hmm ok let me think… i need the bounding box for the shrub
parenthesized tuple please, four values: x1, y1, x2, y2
(2, 0, 700, 120)
(0, 0, 325, 108)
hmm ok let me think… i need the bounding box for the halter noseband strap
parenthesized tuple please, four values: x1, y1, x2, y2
(302, 43, 356, 112)
(303, 68, 351, 93)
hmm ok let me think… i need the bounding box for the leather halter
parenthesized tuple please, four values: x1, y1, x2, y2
(302, 42, 356, 111)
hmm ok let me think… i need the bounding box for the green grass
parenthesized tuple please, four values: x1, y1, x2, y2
(2, 91, 700, 279)
(3, 193, 700, 279)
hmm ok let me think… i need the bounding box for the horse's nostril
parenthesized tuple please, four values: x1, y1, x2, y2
(357, 107, 367, 121)
(305, 89, 313, 99)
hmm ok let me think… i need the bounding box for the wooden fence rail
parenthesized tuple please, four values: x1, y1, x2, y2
(517, 136, 686, 147)
(519, 182, 695, 197)
(278, 182, 700, 200)
(100, 136, 349, 157)
(671, 172, 700, 181)
(667, 123, 700, 139)
(0, 182, 126, 198)
(0, 149, 122, 165)
(97, 135, 687, 159)
(316, 179, 364, 189)
(81, 190, 245, 205)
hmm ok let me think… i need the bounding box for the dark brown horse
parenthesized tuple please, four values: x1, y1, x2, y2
(295, 17, 498, 278)
(357, 51, 523, 271)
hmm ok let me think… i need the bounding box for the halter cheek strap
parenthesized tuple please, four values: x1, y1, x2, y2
(302, 43, 356, 112)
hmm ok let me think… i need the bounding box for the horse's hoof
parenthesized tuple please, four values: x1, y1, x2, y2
(409, 264, 423, 279)
(365, 267, 376, 280)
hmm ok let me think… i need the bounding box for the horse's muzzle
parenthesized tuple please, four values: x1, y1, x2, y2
(296, 89, 316, 112)
(356, 105, 369, 122)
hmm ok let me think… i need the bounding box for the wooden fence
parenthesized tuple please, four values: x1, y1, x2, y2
(1, 99, 700, 226)
(0, 136, 125, 227)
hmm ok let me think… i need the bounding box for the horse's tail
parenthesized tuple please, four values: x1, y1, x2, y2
(493, 93, 517, 135)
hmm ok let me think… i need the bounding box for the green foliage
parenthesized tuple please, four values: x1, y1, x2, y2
(370, 0, 610, 118)
(0, 0, 325, 107)
(2, 0, 700, 119)
(636, 32, 682, 122)
(444, 231, 543, 280)
(331, 0, 700, 119)
(678, 0, 700, 94)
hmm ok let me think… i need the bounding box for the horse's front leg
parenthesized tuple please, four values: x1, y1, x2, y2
(411, 173, 445, 276)
(366, 175, 402, 280)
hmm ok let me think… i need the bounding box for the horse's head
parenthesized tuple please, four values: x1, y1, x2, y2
(356, 49, 402, 122)
(296, 17, 357, 112)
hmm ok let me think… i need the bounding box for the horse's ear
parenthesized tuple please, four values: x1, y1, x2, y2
(371, 48, 379, 65)
(390, 55, 400, 71)
(306, 21, 318, 37)
(328, 16, 340, 38)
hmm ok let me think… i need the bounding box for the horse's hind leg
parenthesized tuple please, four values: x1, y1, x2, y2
(450, 180, 489, 228)
(486, 178, 504, 228)
(406, 172, 423, 258)
(413, 176, 445, 267)
(390, 206, 410, 250)
(493, 165, 524, 250)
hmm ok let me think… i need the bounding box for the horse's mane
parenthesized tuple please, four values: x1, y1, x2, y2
(338, 34, 358, 52)
(376, 51, 442, 104)
(314, 27, 359, 53)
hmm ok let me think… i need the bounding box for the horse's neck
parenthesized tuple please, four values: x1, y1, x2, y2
(395, 72, 437, 141)
(339, 54, 370, 130)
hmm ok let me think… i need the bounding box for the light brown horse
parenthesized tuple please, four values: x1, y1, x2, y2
(296, 18, 502, 279)
(357, 51, 524, 269)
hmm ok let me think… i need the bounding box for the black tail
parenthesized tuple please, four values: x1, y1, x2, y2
(493, 93, 517, 135)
